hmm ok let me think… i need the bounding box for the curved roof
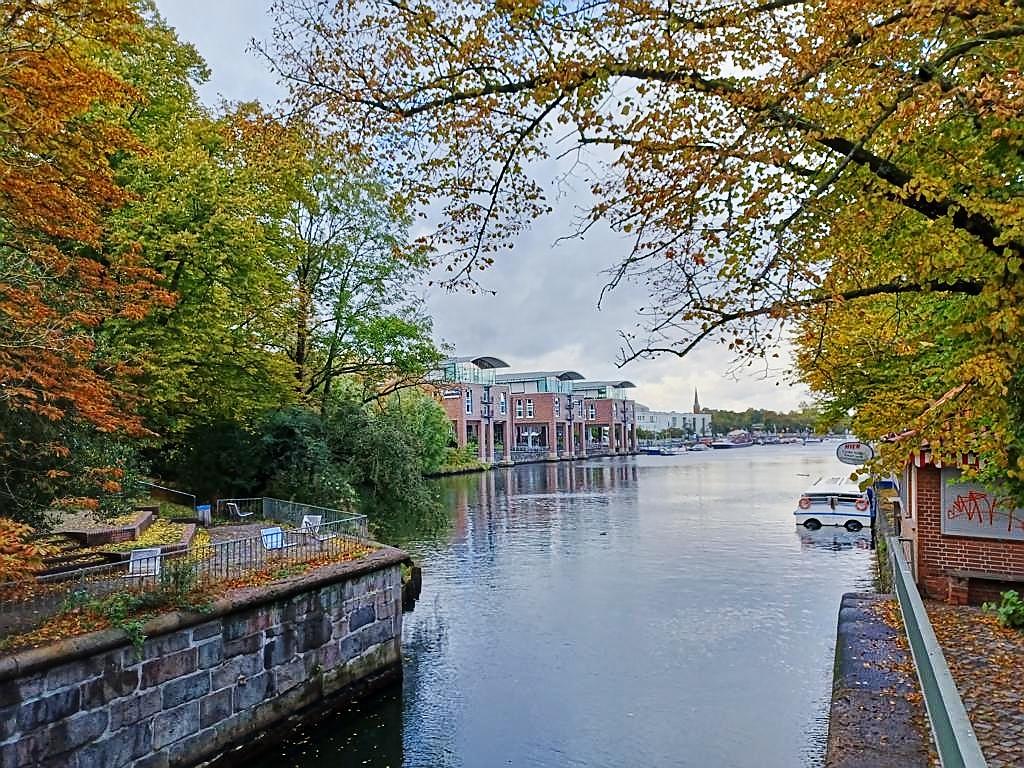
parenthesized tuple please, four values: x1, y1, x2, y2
(576, 379, 637, 389)
(445, 355, 509, 369)
(496, 370, 585, 382)
(467, 355, 509, 369)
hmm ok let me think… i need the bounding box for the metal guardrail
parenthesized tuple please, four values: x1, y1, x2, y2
(887, 533, 988, 767)
(0, 519, 373, 636)
(215, 497, 368, 536)
(138, 480, 196, 510)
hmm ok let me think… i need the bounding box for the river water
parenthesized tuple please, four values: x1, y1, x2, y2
(254, 444, 875, 768)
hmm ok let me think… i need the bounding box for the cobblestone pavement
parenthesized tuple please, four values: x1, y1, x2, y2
(927, 601, 1024, 768)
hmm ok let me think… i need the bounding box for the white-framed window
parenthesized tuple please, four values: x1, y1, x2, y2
(526, 399, 534, 418)
(499, 391, 507, 415)
(554, 397, 561, 417)
(577, 399, 584, 417)
(516, 399, 524, 418)
(588, 403, 596, 420)
(465, 388, 473, 415)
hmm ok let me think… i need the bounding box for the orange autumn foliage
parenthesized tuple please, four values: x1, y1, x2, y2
(0, 518, 50, 583)
(0, 0, 172, 434)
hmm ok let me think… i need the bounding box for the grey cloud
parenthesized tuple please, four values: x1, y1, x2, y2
(156, 0, 810, 413)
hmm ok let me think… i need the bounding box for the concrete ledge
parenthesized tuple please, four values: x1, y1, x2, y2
(0, 545, 410, 681)
(825, 593, 930, 768)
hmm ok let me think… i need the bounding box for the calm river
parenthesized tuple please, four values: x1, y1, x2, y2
(254, 444, 874, 768)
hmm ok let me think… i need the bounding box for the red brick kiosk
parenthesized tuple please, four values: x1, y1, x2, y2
(901, 449, 1024, 604)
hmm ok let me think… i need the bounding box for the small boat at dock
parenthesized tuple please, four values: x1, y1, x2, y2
(711, 429, 754, 449)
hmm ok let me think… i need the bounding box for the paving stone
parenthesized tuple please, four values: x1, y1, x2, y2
(141, 647, 197, 688)
(41, 710, 108, 758)
(197, 637, 224, 669)
(80, 664, 139, 709)
(199, 688, 233, 729)
(18, 687, 81, 731)
(232, 672, 269, 712)
(152, 701, 200, 750)
(110, 687, 162, 730)
(142, 631, 191, 660)
(928, 601, 1024, 767)
(210, 653, 262, 691)
(191, 620, 222, 642)
(162, 670, 211, 709)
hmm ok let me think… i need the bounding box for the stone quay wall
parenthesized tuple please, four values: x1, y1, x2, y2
(0, 547, 408, 768)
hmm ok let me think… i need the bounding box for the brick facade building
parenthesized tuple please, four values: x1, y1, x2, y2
(435, 361, 641, 464)
(435, 356, 514, 465)
(496, 371, 587, 460)
(901, 450, 1024, 605)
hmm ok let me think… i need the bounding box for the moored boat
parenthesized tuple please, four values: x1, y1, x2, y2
(793, 476, 872, 531)
(711, 429, 754, 449)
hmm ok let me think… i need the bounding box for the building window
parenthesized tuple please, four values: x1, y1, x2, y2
(554, 397, 560, 417)
(465, 389, 473, 415)
(516, 399, 524, 418)
(499, 391, 507, 415)
(588, 403, 596, 420)
(577, 399, 583, 417)
(526, 399, 534, 418)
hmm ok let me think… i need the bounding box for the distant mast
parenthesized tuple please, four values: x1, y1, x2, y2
(692, 388, 701, 414)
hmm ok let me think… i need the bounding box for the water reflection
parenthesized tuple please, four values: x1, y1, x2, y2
(256, 447, 874, 768)
(796, 528, 872, 551)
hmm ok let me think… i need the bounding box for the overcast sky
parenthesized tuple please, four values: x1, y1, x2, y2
(155, 0, 811, 412)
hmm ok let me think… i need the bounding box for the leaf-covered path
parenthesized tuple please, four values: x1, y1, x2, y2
(928, 601, 1024, 768)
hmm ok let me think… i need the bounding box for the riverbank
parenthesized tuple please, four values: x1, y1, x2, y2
(825, 593, 933, 767)
(0, 548, 408, 768)
(429, 448, 643, 477)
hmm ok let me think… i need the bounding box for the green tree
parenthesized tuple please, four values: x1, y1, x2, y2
(103, 16, 298, 434)
(279, 122, 440, 409)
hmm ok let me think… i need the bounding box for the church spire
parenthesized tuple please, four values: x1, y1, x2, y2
(693, 388, 701, 414)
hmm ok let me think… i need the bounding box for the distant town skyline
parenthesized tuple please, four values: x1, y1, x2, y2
(155, 0, 813, 413)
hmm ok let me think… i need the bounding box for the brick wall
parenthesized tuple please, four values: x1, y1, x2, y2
(914, 465, 1024, 603)
(0, 552, 406, 768)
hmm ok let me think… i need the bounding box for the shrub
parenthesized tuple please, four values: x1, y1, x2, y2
(982, 590, 1024, 630)
(0, 518, 51, 583)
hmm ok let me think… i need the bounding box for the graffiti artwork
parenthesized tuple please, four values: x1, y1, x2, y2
(940, 468, 1024, 541)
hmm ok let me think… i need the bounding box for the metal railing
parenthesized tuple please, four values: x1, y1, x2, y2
(0, 519, 374, 637)
(886, 532, 987, 767)
(138, 480, 196, 510)
(215, 497, 368, 536)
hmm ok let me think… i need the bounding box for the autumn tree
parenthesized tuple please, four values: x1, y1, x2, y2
(277, 122, 440, 409)
(268, 0, 1024, 490)
(0, 1, 170, 522)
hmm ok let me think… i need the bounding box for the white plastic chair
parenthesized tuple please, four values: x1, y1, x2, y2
(260, 526, 297, 551)
(227, 501, 253, 520)
(123, 548, 162, 578)
(299, 514, 336, 543)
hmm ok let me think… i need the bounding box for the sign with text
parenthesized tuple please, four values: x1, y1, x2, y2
(940, 468, 1024, 541)
(836, 441, 875, 465)
(441, 388, 461, 399)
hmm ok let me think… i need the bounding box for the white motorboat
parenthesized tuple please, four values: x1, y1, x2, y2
(711, 429, 754, 449)
(793, 476, 872, 531)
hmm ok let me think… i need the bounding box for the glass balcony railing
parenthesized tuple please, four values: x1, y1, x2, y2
(434, 363, 497, 385)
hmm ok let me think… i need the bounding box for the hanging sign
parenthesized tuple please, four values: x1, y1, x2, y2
(836, 441, 875, 465)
